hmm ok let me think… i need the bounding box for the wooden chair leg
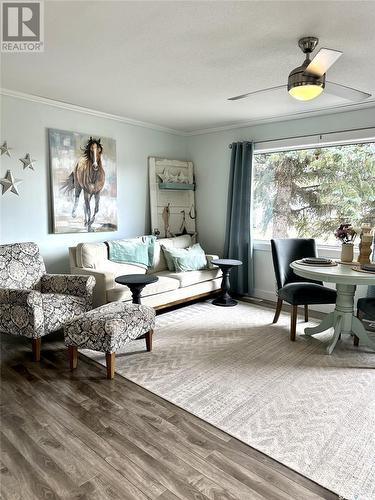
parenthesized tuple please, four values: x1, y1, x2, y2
(272, 299, 283, 324)
(106, 352, 115, 380)
(304, 305, 309, 322)
(354, 310, 362, 346)
(32, 338, 41, 362)
(290, 305, 298, 341)
(145, 329, 153, 352)
(68, 346, 78, 370)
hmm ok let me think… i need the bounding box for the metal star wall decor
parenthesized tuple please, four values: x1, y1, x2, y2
(0, 141, 12, 157)
(19, 153, 36, 170)
(0, 170, 22, 195)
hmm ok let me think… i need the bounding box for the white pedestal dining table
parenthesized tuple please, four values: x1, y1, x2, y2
(290, 261, 375, 354)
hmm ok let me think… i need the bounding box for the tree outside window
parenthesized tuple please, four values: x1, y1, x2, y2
(253, 143, 375, 244)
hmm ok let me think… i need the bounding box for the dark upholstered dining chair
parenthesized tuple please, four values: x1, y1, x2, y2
(271, 238, 337, 341)
(354, 285, 375, 346)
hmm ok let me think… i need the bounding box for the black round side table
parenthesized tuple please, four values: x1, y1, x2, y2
(115, 274, 159, 304)
(211, 259, 243, 307)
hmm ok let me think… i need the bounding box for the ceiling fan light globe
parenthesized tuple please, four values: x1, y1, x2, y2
(288, 65, 325, 101)
(288, 84, 324, 101)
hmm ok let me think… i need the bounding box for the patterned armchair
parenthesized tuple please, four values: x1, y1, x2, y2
(0, 242, 96, 360)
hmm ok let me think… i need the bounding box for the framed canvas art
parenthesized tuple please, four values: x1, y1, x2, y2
(48, 128, 117, 233)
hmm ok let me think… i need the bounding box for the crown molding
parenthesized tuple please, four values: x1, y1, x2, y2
(2, 87, 375, 137)
(185, 99, 375, 136)
(0, 88, 186, 136)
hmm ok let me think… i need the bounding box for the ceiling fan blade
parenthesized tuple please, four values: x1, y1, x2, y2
(228, 85, 286, 101)
(305, 48, 343, 77)
(325, 81, 371, 101)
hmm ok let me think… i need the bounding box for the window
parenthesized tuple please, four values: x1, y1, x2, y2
(253, 142, 375, 244)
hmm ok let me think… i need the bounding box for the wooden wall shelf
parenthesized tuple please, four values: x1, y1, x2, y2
(158, 182, 195, 191)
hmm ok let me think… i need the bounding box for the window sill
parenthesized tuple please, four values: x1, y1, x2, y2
(253, 239, 357, 258)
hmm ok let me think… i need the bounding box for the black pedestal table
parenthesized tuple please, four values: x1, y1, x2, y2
(211, 259, 243, 307)
(115, 274, 159, 304)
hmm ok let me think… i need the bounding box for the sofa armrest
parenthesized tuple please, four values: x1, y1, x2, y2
(0, 289, 44, 337)
(41, 274, 96, 305)
(0, 288, 42, 306)
(206, 254, 220, 269)
(70, 267, 114, 307)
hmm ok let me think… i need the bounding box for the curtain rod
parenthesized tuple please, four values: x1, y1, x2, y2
(228, 126, 375, 148)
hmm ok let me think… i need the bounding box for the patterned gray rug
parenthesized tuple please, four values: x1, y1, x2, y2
(83, 301, 375, 500)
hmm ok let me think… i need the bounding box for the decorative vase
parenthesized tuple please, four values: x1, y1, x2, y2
(357, 234, 373, 264)
(357, 224, 373, 264)
(341, 243, 354, 263)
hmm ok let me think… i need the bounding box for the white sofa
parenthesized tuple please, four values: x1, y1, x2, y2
(69, 235, 222, 308)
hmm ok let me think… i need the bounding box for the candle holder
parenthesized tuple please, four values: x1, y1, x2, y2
(357, 224, 373, 264)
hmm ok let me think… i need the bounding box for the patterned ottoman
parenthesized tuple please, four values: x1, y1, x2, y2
(64, 301, 155, 379)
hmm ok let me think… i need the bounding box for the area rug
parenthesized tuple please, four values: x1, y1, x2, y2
(83, 301, 375, 500)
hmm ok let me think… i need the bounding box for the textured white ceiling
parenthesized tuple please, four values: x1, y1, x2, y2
(2, 1, 375, 132)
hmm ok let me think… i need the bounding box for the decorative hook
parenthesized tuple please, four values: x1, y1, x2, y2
(188, 204, 196, 220)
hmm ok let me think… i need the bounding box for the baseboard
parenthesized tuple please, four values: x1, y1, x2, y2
(252, 288, 277, 303)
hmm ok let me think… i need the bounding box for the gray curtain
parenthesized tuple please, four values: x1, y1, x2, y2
(224, 141, 254, 295)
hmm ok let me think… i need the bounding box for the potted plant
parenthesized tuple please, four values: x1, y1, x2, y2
(335, 223, 357, 262)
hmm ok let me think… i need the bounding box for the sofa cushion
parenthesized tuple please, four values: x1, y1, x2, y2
(107, 275, 180, 302)
(76, 243, 108, 269)
(98, 260, 147, 277)
(150, 235, 192, 273)
(155, 268, 222, 288)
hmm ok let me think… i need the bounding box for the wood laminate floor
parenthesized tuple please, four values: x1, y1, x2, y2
(0, 332, 339, 500)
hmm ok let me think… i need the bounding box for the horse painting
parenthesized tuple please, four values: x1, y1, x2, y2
(49, 128, 117, 234)
(62, 137, 105, 232)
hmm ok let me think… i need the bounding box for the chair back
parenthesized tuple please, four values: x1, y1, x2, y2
(0, 242, 46, 289)
(369, 248, 375, 297)
(271, 238, 321, 290)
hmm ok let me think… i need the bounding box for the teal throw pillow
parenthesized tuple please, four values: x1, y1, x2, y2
(161, 245, 176, 271)
(162, 244, 207, 272)
(107, 236, 156, 267)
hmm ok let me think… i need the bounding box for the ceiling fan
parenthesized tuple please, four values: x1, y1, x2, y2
(228, 37, 371, 102)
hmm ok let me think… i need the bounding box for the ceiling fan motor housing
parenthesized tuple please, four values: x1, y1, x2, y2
(288, 59, 325, 92)
(288, 36, 325, 93)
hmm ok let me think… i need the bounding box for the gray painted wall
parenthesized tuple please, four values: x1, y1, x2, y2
(0, 95, 187, 272)
(186, 107, 375, 309)
(1, 94, 373, 308)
